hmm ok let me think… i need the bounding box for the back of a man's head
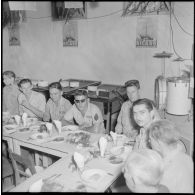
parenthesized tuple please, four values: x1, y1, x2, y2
(148, 119, 180, 146)
(124, 149, 163, 188)
(18, 78, 32, 87)
(3, 70, 16, 79)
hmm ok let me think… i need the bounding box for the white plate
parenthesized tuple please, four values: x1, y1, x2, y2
(29, 179, 43, 192)
(51, 136, 65, 143)
(109, 156, 124, 164)
(110, 146, 125, 156)
(4, 124, 18, 130)
(62, 125, 79, 131)
(30, 133, 49, 142)
(81, 169, 107, 184)
(29, 125, 40, 131)
(18, 127, 31, 133)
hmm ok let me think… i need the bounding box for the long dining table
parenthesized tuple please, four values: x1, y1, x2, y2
(3, 122, 132, 192)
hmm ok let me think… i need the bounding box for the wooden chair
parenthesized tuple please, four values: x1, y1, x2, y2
(2, 148, 37, 192)
(2, 156, 15, 192)
(8, 149, 32, 186)
(179, 136, 193, 157)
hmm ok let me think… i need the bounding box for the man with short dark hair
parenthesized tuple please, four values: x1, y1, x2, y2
(62, 90, 105, 134)
(43, 82, 72, 122)
(18, 79, 46, 119)
(132, 98, 161, 149)
(115, 80, 140, 139)
(3, 70, 20, 115)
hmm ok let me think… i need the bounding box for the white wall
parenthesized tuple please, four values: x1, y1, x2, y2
(2, 2, 194, 100)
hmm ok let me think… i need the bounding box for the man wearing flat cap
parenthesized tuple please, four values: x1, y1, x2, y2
(115, 80, 140, 140)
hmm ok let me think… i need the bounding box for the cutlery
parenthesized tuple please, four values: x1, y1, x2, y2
(107, 172, 113, 176)
(43, 173, 62, 182)
(8, 130, 17, 134)
(43, 174, 57, 182)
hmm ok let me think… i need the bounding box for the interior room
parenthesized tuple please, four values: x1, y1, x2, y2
(2, 1, 194, 193)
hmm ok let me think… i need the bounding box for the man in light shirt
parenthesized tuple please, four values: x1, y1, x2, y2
(132, 98, 161, 149)
(18, 79, 46, 120)
(148, 120, 193, 193)
(115, 80, 140, 139)
(3, 71, 20, 115)
(43, 82, 72, 122)
(62, 90, 105, 134)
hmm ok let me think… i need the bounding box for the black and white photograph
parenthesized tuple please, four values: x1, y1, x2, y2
(2, 1, 194, 193)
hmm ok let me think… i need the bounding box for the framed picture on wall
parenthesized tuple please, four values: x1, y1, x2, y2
(8, 23, 20, 46)
(63, 20, 78, 47)
(51, 2, 87, 21)
(122, 2, 173, 16)
(136, 17, 158, 48)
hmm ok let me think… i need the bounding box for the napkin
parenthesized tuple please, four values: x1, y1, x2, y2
(53, 120, 62, 134)
(110, 131, 117, 145)
(14, 115, 21, 125)
(99, 137, 108, 157)
(73, 152, 85, 171)
(22, 113, 28, 127)
(46, 122, 53, 136)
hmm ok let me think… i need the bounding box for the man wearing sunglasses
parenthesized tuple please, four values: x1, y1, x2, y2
(62, 90, 105, 134)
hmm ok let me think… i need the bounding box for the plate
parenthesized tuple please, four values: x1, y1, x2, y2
(19, 127, 30, 133)
(30, 133, 49, 142)
(62, 125, 79, 131)
(109, 156, 123, 164)
(110, 146, 125, 156)
(29, 125, 40, 131)
(81, 169, 107, 184)
(29, 179, 43, 192)
(4, 124, 18, 130)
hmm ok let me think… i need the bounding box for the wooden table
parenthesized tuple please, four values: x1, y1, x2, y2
(10, 146, 131, 192)
(3, 134, 14, 152)
(3, 123, 132, 192)
(3, 128, 102, 158)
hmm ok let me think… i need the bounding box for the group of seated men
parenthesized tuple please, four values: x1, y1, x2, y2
(2, 70, 194, 193)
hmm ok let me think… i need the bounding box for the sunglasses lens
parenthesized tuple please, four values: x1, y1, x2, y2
(75, 99, 86, 103)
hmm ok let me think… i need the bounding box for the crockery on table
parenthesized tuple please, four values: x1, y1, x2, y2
(62, 125, 79, 131)
(45, 122, 53, 135)
(53, 120, 62, 134)
(108, 156, 124, 164)
(4, 124, 18, 130)
(29, 179, 43, 192)
(110, 146, 125, 156)
(19, 127, 30, 133)
(30, 132, 49, 142)
(29, 125, 41, 131)
(110, 131, 118, 145)
(73, 152, 85, 171)
(22, 113, 28, 127)
(39, 124, 48, 133)
(14, 115, 21, 125)
(99, 137, 108, 157)
(81, 169, 107, 184)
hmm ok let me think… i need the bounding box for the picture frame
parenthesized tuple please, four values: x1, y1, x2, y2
(51, 2, 87, 21)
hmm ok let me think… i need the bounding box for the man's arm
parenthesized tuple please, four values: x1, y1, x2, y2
(21, 99, 44, 119)
(43, 103, 51, 122)
(61, 106, 75, 126)
(115, 108, 123, 134)
(81, 105, 105, 134)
